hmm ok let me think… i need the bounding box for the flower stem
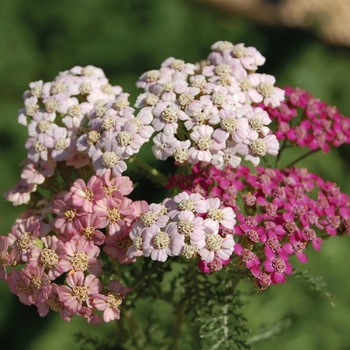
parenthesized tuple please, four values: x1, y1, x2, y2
(129, 156, 169, 187)
(285, 149, 320, 168)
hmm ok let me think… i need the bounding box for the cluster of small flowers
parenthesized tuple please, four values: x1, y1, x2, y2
(7, 64, 154, 206)
(260, 86, 350, 152)
(135, 41, 283, 168)
(0, 165, 239, 323)
(0, 170, 140, 324)
(167, 163, 350, 287)
(127, 191, 236, 268)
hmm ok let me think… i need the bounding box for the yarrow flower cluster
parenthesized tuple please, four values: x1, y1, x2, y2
(136, 41, 282, 168)
(261, 86, 350, 152)
(168, 163, 350, 286)
(1, 41, 350, 330)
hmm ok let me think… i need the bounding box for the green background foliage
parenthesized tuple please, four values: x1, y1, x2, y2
(1, 0, 350, 349)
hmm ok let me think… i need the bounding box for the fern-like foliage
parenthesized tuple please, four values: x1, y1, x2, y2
(293, 268, 335, 306)
(183, 267, 251, 350)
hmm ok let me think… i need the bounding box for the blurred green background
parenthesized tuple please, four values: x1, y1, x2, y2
(1, 0, 350, 349)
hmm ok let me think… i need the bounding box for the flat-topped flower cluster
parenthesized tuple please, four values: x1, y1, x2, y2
(1, 41, 349, 326)
(136, 41, 282, 168)
(168, 164, 350, 287)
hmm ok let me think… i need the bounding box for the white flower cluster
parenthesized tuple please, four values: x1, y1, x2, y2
(136, 41, 283, 168)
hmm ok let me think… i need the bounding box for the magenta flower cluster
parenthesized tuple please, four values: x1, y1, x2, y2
(261, 86, 350, 152)
(168, 163, 350, 287)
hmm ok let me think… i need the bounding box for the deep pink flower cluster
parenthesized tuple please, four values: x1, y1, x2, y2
(261, 86, 350, 152)
(168, 163, 350, 288)
(136, 41, 282, 168)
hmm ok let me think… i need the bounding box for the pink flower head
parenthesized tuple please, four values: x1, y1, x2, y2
(7, 218, 41, 263)
(53, 192, 84, 236)
(70, 176, 104, 213)
(93, 194, 137, 234)
(0, 236, 12, 280)
(60, 271, 102, 313)
(36, 283, 74, 321)
(92, 280, 132, 322)
(3, 179, 37, 206)
(103, 225, 136, 264)
(101, 170, 134, 197)
(29, 235, 70, 280)
(8, 265, 50, 306)
(64, 237, 102, 275)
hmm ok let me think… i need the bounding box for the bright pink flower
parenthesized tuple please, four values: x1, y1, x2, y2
(263, 254, 292, 284)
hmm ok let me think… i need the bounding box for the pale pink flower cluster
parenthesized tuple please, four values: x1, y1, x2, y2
(127, 191, 236, 267)
(136, 41, 282, 169)
(1, 170, 138, 324)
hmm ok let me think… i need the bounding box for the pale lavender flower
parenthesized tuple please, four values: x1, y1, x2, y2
(3, 179, 37, 206)
(20, 160, 56, 185)
(152, 101, 187, 135)
(17, 96, 40, 126)
(142, 223, 185, 262)
(191, 225, 235, 263)
(166, 192, 208, 219)
(188, 125, 227, 164)
(204, 198, 236, 231)
(245, 107, 273, 139)
(152, 132, 178, 160)
(46, 126, 75, 161)
(245, 134, 280, 166)
(28, 111, 56, 138)
(249, 73, 285, 107)
(90, 133, 127, 176)
(231, 43, 266, 71)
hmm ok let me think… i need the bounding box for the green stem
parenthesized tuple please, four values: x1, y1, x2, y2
(275, 138, 288, 167)
(173, 299, 187, 350)
(129, 156, 169, 187)
(121, 307, 148, 349)
(285, 148, 320, 168)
